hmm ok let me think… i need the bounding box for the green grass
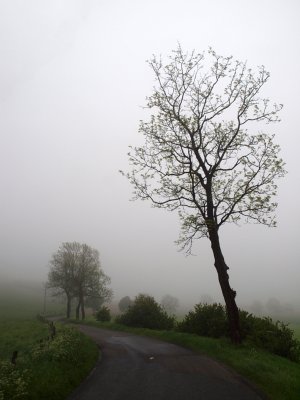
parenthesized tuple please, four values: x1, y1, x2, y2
(0, 320, 49, 359)
(0, 280, 66, 320)
(72, 317, 300, 400)
(0, 319, 99, 400)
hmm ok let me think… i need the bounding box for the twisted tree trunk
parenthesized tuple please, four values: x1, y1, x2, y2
(66, 293, 72, 319)
(208, 228, 241, 344)
(76, 300, 80, 320)
(80, 298, 85, 320)
(76, 291, 85, 320)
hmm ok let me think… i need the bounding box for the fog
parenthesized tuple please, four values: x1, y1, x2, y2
(0, 0, 299, 312)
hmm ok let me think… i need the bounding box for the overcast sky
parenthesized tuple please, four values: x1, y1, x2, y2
(0, 0, 299, 308)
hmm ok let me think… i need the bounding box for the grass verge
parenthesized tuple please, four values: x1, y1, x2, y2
(71, 317, 300, 400)
(0, 319, 98, 400)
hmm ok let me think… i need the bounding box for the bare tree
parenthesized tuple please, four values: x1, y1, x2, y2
(123, 46, 286, 343)
(48, 242, 112, 319)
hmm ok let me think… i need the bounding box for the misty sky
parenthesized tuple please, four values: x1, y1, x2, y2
(0, 0, 299, 307)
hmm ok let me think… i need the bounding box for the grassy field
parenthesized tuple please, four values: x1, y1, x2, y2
(0, 319, 98, 400)
(0, 281, 65, 320)
(72, 317, 300, 400)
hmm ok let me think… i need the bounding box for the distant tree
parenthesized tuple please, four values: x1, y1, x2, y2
(282, 302, 294, 314)
(200, 294, 214, 305)
(161, 294, 179, 314)
(266, 297, 282, 316)
(124, 46, 286, 343)
(265, 299, 294, 316)
(73, 243, 112, 320)
(48, 242, 112, 319)
(48, 242, 77, 318)
(118, 296, 133, 312)
(249, 300, 264, 316)
(85, 282, 112, 312)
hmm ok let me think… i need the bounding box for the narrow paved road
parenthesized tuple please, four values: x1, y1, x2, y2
(68, 325, 265, 400)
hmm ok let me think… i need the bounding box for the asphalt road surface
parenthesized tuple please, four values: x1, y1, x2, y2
(67, 325, 265, 400)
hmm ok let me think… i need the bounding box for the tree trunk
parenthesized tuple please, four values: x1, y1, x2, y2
(76, 300, 80, 320)
(208, 228, 241, 344)
(80, 293, 85, 320)
(66, 294, 71, 319)
(80, 298, 85, 320)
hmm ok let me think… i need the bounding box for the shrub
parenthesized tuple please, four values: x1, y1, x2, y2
(95, 306, 111, 322)
(0, 321, 98, 400)
(177, 303, 300, 361)
(49, 327, 82, 363)
(0, 361, 30, 400)
(177, 303, 228, 338)
(115, 294, 174, 330)
(239, 310, 300, 361)
(31, 326, 84, 364)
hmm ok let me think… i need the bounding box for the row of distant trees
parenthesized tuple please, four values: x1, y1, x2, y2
(118, 294, 295, 318)
(198, 295, 295, 316)
(248, 298, 295, 316)
(47, 242, 112, 320)
(47, 239, 293, 323)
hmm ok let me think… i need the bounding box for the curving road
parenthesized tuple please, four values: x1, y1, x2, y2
(67, 325, 265, 400)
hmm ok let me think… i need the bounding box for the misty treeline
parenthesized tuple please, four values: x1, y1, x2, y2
(124, 46, 286, 344)
(118, 294, 180, 315)
(113, 293, 300, 361)
(47, 242, 112, 320)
